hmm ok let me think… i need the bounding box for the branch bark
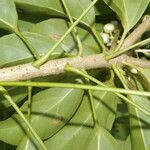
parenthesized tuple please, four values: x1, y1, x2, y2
(0, 54, 150, 81)
(121, 16, 150, 49)
(0, 16, 150, 81)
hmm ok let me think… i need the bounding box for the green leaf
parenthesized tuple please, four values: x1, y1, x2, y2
(127, 79, 150, 150)
(43, 90, 119, 150)
(112, 121, 129, 141)
(18, 20, 34, 32)
(94, 91, 118, 130)
(123, 136, 131, 150)
(137, 68, 150, 91)
(94, 1, 113, 16)
(16, 78, 120, 149)
(0, 87, 27, 111)
(30, 18, 100, 56)
(44, 125, 119, 150)
(0, 32, 63, 67)
(111, 101, 130, 142)
(68, 89, 118, 131)
(0, 87, 84, 145)
(103, 0, 150, 32)
(0, 0, 18, 32)
(14, 0, 95, 27)
(17, 136, 37, 150)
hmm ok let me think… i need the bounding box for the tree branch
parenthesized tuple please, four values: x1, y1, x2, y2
(0, 16, 150, 81)
(0, 54, 150, 81)
(121, 16, 150, 49)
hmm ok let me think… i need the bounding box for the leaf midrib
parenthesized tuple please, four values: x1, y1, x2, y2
(122, 0, 129, 29)
(0, 18, 15, 31)
(16, 1, 89, 27)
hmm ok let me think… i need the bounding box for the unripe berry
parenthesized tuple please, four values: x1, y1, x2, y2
(130, 68, 138, 74)
(103, 23, 115, 33)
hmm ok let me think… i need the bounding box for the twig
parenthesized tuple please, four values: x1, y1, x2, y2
(121, 16, 150, 49)
(0, 14, 149, 82)
(0, 54, 150, 81)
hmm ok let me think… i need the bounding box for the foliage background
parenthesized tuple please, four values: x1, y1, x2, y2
(0, 0, 149, 150)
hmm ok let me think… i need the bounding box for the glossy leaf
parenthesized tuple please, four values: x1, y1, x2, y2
(30, 18, 100, 56)
(127, 79, 150, 150)
(137, 68, 150, 91)
(0, 32, 63, 67)
(0, 87, 27, 111)
(17, 127, 119, 150)
(0, 0, 18, 32)
(16, 78, 119, 149)
(103, 0, 150, 32)
(14, 0, 95, 27)
(17, 136, 37, 150)
(44, 125, 119, 150)
(0, 87, 84, 145)
(18, 20, 34, 32)
(94, 1, 113, 16)
(94, 91, 118, 130)
(43, 90, 119, 150)
(123, 136, 131, 150)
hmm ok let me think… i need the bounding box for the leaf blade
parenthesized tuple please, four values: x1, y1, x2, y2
(30, 18, 100, 56)
(0, 0, 18, 31)
(0, 87, 84, 145)
(14, 0, 95, 27)
(43, 88, 119, 150)
(0, 32, 63, 67)
(103, 0, 150, 32)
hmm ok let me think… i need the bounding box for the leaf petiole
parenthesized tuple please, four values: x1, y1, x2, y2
(106, 37, 150, 60)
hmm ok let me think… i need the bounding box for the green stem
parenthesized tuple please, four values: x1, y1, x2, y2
(65, 64, 104, 86)
(114, 31, 127, 52)
(82, 70, 98, 126)
(88, 90, 98, 126)
(28, 85, 32, 122)
(61, 0, 83, 56)
(65, 65, 150, 116)
(0, 81, 150, 98)
(112, 65, 128, 89)
(15, 30, 40, 60)
(115, 91, 150, 116)
(91, 26, 108, 53)
(0, 86, 47, 150)
(33, 0, 98, 68)
(106, 37, 150, 60)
